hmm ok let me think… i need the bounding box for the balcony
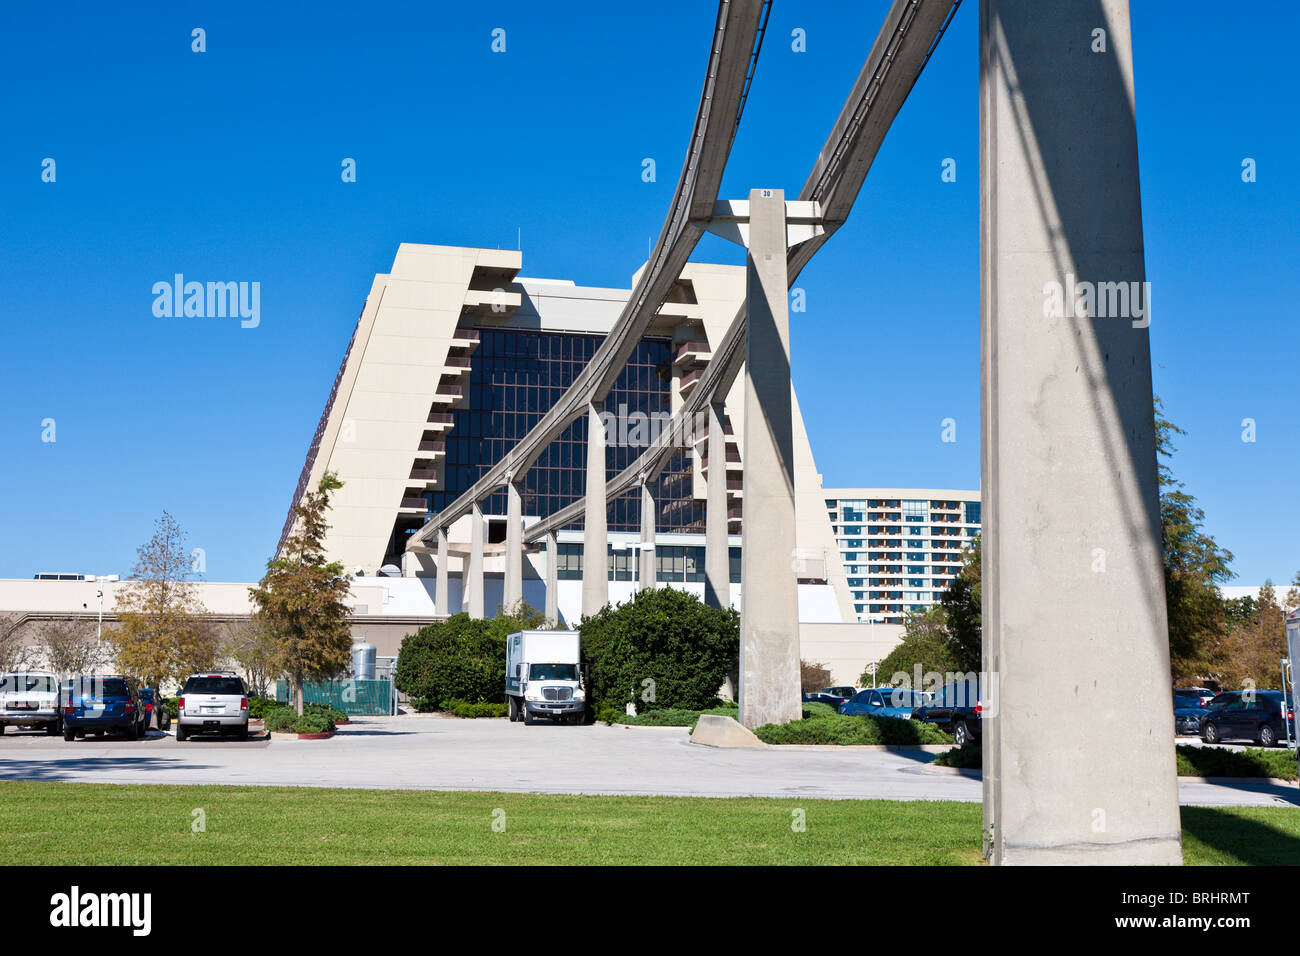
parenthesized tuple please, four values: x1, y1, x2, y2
(426, 411, 454, 428)
(449, 328, 480, 351)
(462, 287, 521, 319)
(417, 440, 446, 454)
(673, 340, 711, 367)
(678, 367, 703, 395)
(431, 384, 463, 404)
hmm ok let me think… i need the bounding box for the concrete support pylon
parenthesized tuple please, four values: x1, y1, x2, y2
(435, 526, 450, 615)
(703, 400, 730, 609)
(639, 478, 656, 590)
(980, 0, 1181, 865)
(504, 478, 523, 612)
(545, 530, 559, 624)
(737, 189, 801, 730)
(581, 400, 609, 618)
(467, 502, 485, 619)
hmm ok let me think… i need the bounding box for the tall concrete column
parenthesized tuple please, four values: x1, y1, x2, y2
(545, 531, 559, 624)
(639, 478, 656, 590)
(581, 400, 609, 618)
(980, 0, 1180, 864)
(738, 189, 801, 730)
(504, 478, 523, 611)
(467, 502, 485, 619)
(703, 400, 730, 609)
(435, 526, 450, 615)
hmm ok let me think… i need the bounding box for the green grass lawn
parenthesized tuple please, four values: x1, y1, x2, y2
(0, 782, 1295, 865)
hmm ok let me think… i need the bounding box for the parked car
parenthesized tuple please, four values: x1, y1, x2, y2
(1173, 693, 1208, 735)
(912, 678, 982, 746)
(0, 671, 61, 735)
(176, 672, 249, 741)
(1176, 687, 1215, 708)
(138, 688, 171, 731)
(62, 676, 147, 741)
(1199, 690, 1295, 747)
(839, 687, 933, 719)
(802, 686, 857, 707)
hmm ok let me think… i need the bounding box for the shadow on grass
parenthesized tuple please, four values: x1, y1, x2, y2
(1181, 805, 1300, 865)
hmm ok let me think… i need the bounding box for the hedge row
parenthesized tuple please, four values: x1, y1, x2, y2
(755, 714, 954, 746)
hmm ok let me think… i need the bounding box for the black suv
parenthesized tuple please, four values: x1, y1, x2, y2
(912, 678, 983, 746)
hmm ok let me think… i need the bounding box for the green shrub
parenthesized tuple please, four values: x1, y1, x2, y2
(754, 714, 953, 746)
(395, 607, 545, 709)
(1175, 745, 1297, 781)
(580, 588, 738, 714)
(304, 702, 348, 724)
(247, 697, 280, 720)
(934, 743, 982, 769)
(161, 696, 179, 719)
(801, 701, 839, 719)
(294, 711, 334, 735)
(441, 698, 509, 719)
(262, 707, 300, 733)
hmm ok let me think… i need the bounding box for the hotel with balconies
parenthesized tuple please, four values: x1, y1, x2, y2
(277, 243, 870, 667)
(823, 488, 982, 625)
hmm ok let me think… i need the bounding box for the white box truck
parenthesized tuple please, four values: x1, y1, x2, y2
(506, 630, 586, 725)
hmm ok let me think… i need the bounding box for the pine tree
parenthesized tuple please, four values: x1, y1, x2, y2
(249, 473, 352, 714)
(112, 511, 216, 689)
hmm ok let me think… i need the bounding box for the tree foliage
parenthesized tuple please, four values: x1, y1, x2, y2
(0, 614, 35, 673)
(394, 603, 547, 707)
(222, 620, 279, 698)
(1219, 581, 1287, 689)
(111, 511, 217, 689)
(1155, 400, 1234, 681)
(249, 473, 353, 714)
(871, 537, 982, 685)
(579, 587, 739, 713)
(800, 659, 832, 692)
(37, 619, 109, 677)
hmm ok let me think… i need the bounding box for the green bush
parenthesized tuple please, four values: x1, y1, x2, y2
(933, 743, 982, 769)
(247, 697, 279, 720)
(259, 704, 336, 734)
(441, 698, 508, 719)
(161, 696, 179, 719)
(395, 607, 545, 709)
(262, 707, 300, 733)
(294, 711, 334, 735)
(1176, 745, 1297, 781)
(304, 702, 349, 724)
(580, 588, 739, 714)
(754, 714, 953, 746)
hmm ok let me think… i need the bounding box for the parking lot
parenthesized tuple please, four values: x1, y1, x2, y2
(0, 714, 1295, 807)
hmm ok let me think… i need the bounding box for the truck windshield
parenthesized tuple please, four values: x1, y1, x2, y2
(529, 663, 578, 681)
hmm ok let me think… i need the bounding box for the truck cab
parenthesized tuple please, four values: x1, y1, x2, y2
(505, 630, 586, 725)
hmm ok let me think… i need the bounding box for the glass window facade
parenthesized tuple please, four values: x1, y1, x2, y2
(386, 328, 705, 563)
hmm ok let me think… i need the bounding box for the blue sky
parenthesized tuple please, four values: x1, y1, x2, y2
(1, 1, 1296, 586)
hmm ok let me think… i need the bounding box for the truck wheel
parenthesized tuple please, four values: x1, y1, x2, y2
(63, 725, 75, 742)
(507, 697, 519, 722)
(45, 721, 60, 735)
(175, 725, 187, 742)
(522, 710, 532, 726)
(953, 721, 971, 747)
(1259, 724, 1276, 748)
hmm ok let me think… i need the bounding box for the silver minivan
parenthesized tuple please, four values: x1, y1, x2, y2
(176, 672, 249, 741)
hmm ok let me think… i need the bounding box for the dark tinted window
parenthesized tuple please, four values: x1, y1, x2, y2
(182, 677, 245, 695)
(73, 678, 129, 698)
